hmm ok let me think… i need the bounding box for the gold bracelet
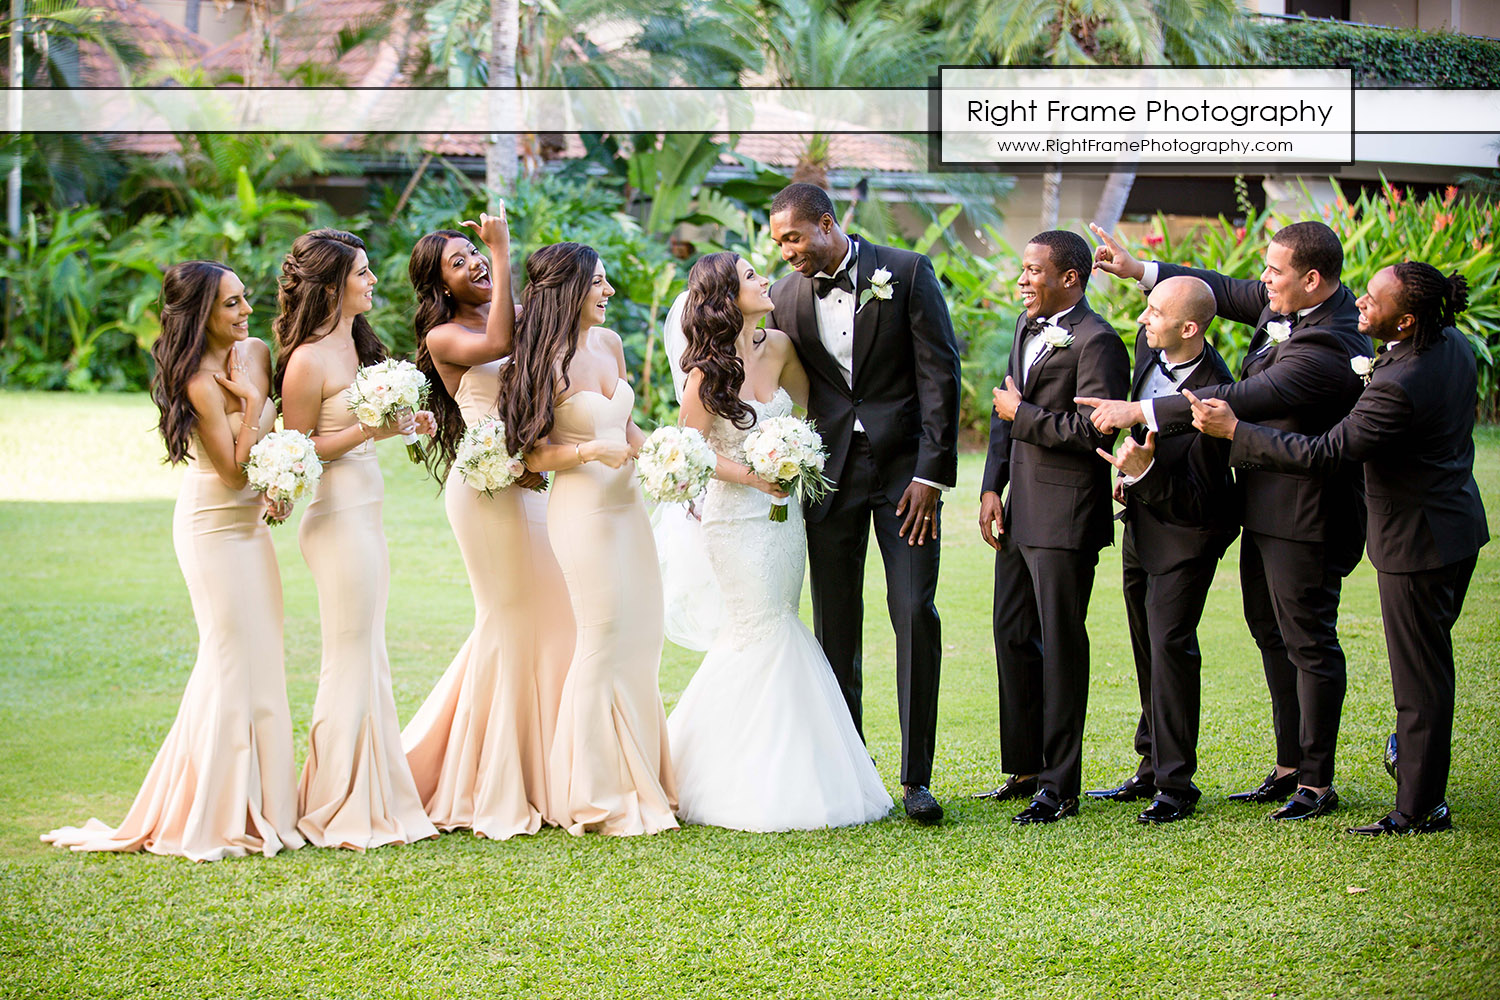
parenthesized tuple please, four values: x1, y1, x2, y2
(575, 443, 583, 465)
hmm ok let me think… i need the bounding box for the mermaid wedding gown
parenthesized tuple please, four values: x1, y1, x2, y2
(667, 389, 892, 831)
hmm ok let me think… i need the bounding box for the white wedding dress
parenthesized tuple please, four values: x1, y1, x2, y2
(666, 389, 892, 832)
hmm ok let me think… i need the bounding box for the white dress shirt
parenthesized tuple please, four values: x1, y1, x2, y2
(1121, 348, 1205, 484)
(1019, 308, 1075, 389)
(811, 239, 948, 492)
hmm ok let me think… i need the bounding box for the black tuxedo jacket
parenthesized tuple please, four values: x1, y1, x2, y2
(768, 237, 962, 522)
(1231, 328, 1489, 574)
(1122, 338, 1239, 575)
(1147, 263, 1371, 572)
(980, 297, 1130, 552)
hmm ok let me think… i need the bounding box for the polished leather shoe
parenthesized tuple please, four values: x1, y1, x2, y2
(1085, 775, 1155, 802)
(1269, 786, 1338, 821)
(972, 774, 1039, 801)
(903, 785, 944, 825)
(1137, 794, 1195, 825)
(1012, 791, 1079, 825)
(1348, 801, 1452, 836)
(1227, 768, 1300, 803)
(1384, 733, 1399, 784)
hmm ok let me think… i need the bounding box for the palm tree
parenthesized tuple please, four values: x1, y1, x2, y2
(756, 0, 940, 188)
(488, 0, 518, 195)
(919, 0, 1259, 231)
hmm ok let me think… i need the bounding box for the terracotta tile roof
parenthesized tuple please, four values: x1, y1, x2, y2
(76, 0, 211, 86)
(199, 0, 415, 88)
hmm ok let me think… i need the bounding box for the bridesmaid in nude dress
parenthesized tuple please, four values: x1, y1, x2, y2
(497, 242, 677, 837)
(274, 229, 438, 850)
(44, 261, 303, 861)
(399, 209, 575, 838)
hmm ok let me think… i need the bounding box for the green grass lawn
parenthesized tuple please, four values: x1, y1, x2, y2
(2, 390, 1498, 999)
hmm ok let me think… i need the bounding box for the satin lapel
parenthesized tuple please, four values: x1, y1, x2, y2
(850, 238, 880, 387)
(1129, 332, 1153, 401)
(1024, 300, 1087, 399)
(790, 275, 850, 395)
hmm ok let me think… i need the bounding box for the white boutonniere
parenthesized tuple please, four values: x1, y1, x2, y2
(857, 267, 896, 309)
(1350, 355, 1374, 385)
(1265, 320, 1292, 344)
(1041, 324, 1073, 349)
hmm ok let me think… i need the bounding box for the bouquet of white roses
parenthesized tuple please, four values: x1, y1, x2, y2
(348, 358, 430, 463)
(636, 425, 716, 504)
(742, 415, 833, 521)
(244, 429, 322, 526)
(454, 416, 536, 495)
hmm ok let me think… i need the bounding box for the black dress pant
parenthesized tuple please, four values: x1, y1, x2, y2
(805, 434, 942, 788)
(1377, 555, 1477, 817)
(991, 540, 1098, 800)
(1239, 530, 1348, 788)
(1122, 526, 1219, 802)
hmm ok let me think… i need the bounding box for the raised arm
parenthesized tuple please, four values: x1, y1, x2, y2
(187, 340, 268, 490)
(1223, 379, 1412, 475)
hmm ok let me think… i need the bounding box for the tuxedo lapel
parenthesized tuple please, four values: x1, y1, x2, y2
(788, 275, 850, 396)
(850, 238, 879, 387)
(1130, 335, 1154, 401)
(1024, 300, 1087, 398)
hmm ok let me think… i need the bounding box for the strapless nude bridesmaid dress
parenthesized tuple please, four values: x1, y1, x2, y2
(401, 360, 576, 838)
(43, 399, 304, 861)
(545, 378, 678, 836)
(295, 386, 437, 849)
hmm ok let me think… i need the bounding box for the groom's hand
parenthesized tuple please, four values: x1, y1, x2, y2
(978, 491, 1004, 550)
(896, 481, 940, 547)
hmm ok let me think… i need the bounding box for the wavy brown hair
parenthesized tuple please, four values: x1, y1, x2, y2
(682, 251, 757, 430)
(496, 242, 599, 456)
(271, 228, 386, 400)
(410, 229, 469, 481)
(149, 261, 233, 464)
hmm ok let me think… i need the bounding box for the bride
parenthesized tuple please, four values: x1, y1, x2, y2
(667, 252, 892, 832)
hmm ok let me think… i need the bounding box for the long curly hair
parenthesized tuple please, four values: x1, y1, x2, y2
(682, 251, 756, 430)
(410, 229, 469, 481)
(271, 229, 386, 400)
(496, 242, 599, 456)
(1392, 261, 1470, 352)
(149, 260, 232, 464)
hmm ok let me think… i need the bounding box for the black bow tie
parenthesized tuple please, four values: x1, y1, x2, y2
(813, 248, 858, 299)
(1023, 317, 1046, 338)
(1154, 351, 1199, 381)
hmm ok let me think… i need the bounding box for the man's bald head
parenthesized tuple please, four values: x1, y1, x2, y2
(1139, 275, 1215, 361)
(1155, 275, 1216, 336)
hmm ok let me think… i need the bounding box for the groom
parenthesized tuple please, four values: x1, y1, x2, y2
(767, 183, 962, 824)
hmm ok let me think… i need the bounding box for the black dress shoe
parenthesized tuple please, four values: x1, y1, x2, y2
(1137, 794, 1195, 825)
(1085, 775, 1155, 802)
(1227, 768, 1300, 803)
(902, 785, 944, 825)
(972, 774, 1038, 801)
(1269, 786, 1339, 821)
(1012, 791, 1079, 825)
(1384, 733, 1399, 784)
(1347, 801, 1452, 836)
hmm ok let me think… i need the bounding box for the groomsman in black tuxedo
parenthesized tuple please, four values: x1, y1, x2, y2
(1087, 276, 1239, 824)
(1192, 262, 1488, 835)
(977, 230, 1130, 823)
(1083, 221, 1371, 822)
(766, 183, 962, 825)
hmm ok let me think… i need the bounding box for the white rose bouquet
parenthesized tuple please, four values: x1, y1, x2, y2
(244, 429, 322, 526)
(454, 416, 535, 495)
(637, 426, 716, 505)
(347, 358, 430, 462)
(741, 415, 834, 522)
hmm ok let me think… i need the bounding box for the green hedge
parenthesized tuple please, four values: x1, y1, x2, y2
(1259, 18, 1500, 87)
